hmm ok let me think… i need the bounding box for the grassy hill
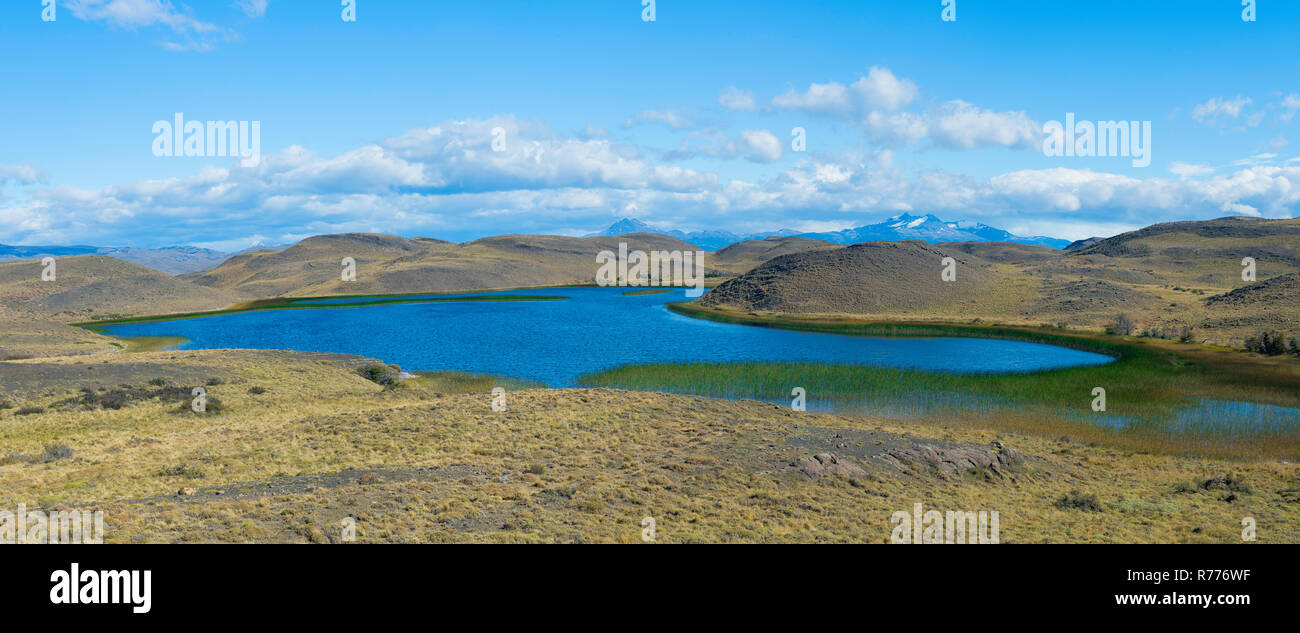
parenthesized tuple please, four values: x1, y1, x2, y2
(698, 217, 1300, 346)
(0, 256, 249, 358)
(699, 240, 1028, 318)
(708, 236, 838, 274)
(184, 232, 714, 297)
(0, 256, 247, 322)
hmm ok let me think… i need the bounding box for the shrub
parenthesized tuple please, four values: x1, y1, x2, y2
(1105, 314, 1134, 336)
(248, 386, 267, 395)
(15, 407, 45, 416)
(1244, 331, 1289, 355)
(42, 443, 74, 462)
(1200, 473, 1251, 494)
(0, 400, 12, 410)
(358, 364, 402, 387)
(1055, 490, 1103, 511)
(159, 463, 205, 479)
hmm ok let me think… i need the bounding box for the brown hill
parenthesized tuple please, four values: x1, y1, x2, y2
(694, 217, 1300, 346)
(0, 256, 247, 322)
(709, 236, 838, 274)
(186, 232, 713, 297)
(698, 241, 1009, 316)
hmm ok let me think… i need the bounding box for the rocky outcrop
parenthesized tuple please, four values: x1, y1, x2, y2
(878, 442, 1017, 478)
(793, 453, 867, 480)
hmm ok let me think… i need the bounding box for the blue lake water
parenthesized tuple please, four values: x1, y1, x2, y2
(98, 287, 1114, 386)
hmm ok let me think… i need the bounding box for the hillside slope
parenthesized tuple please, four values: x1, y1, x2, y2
(696, 217, 1300, 346)
(0, 256, 248, 322)
(186, 232, 713, 297)
(709, 236, 838, 274)
(698, 241, 1018, 317)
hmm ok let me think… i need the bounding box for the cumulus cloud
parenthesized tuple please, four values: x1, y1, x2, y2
(5, 116, 1298, 247)
(866, 101, 1040, 150)
(773, 66, 918, 117)
(718, 87, 758, 111)
(1191, 96, 1253, 125)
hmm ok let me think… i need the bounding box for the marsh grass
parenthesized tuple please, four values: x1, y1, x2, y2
(580, 304, 1300, 461)
(74, 294, 567, 328)
(406, 370, 544, 394)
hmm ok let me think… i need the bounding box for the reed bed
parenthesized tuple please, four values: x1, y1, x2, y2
(581, 307, 1300, 461)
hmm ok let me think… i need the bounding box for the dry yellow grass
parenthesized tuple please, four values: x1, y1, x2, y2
(1, 350, 1295, 543)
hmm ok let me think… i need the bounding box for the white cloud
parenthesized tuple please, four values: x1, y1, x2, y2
(234, 0, 269, 18)
(866, 101, 1039, 150)
(738, 130, 783, 163)
(0, 165, 41, 185)
(1280, 93, 1300, 122)
(718, 87, 758, 111)
(773, 66, 918, 117)
(623, 109, 693, 130)
(65, 0, 231, 51)
(1191, 95, 1252, 125)
(663, 129, 784, 163)
(1169, 162, 1214, 178)
(6, 115, 1299, 248)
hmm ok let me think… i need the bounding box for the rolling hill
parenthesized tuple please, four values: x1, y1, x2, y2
(0, 243, 232, 275)
(0, 256, 248, 322)
(697, 217, 1300, 346)
(184, 232, 713, 298)
(708, 236, 839, 274)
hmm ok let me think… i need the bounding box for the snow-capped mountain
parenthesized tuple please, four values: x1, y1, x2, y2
(799, 213, 1070, 248)
(591, 214, 1070, 250)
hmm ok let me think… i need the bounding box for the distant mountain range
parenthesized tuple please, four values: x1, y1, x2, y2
(588, 214, 1071, 250)
(2, 214, 1062, 276)
(0, 242, 291, 275)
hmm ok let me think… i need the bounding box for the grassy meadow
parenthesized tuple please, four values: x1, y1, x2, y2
(2, 349, 1297, 543)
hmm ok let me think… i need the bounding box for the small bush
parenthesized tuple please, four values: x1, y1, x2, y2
(248, 386, 266, 395)
(15, 407, 45, 416)
(205, 377, 224, 386)
(1200, 474, 1251, 494)
(1105, 314, 1134, 336)
(0, 400, 12, 410)
(1056, 490, 1103, 511)
(159, 463, 205, 479)
(358, 364, 402, 387)
(42, 443, 74, 462)
(525, 463, 546, 475)
(147, 378, 168, 386)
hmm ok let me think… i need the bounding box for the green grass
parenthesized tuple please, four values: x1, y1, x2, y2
(405, 370, 544, 394)
(579, 303, 1300, 461)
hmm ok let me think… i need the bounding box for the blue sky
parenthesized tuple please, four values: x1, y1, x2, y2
(1, 0, 1297, 249)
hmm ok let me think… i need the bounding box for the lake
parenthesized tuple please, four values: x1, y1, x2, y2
(97, 287, 1114, 386)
